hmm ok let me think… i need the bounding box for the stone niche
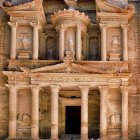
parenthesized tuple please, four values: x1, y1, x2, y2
(17, 25, 33, 60)
(46, 36, 58, 60)
(107, 27, 122, 61)
(107, 88, 122, 136)
(17, 89, 31, 138)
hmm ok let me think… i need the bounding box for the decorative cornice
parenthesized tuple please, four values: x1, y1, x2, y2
(52, 9, 90, 27)
(3, 0, 46, 26)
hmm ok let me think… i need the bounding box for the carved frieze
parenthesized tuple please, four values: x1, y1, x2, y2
(17, 113, 31, 137)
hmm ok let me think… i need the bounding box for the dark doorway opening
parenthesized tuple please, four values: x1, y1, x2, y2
(65, 106, 81, 134)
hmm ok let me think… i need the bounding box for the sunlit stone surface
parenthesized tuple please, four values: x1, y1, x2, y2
(0, 0, 139, 140)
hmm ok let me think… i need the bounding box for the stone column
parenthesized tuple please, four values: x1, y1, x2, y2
(8, 22, 18, 59)
(6, 84, 17, 138)
(98, 86, 108, 138)
(120, 86, 130, 139)
(121, 24, 129, 61)
(99, 24, 108, 61)
(30, 85, 40, 140)
(30, 22, 39, 60)
(76, 25, 82, 60)
(59, 25, 65, 60)
(50, 85, 61, 140)
(79, 85, 90, 140)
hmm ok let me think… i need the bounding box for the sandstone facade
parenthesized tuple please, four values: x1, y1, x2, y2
(0, 0, 140, 140)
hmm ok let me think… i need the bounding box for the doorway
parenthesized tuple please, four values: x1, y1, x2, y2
(65, 106, 81, 134)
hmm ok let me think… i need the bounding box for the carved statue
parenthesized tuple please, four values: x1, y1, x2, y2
(110, 36, 120, 53)
(107, 0, 128, 9)
(111, 113, 121, 127)
(47, 45, 56, 60)
(17, 34, 31, 50)
(64, 0, 77, 10)
(17, 113, 31, 128)
(46, 38, 56, 60)
(68, 39, 74, 52)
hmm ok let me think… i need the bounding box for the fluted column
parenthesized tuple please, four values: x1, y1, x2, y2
(6, 84, 17, 138)
(98, 86, 108, 138)
(99, 24, 108, 61)
(59, 25, 65, 60)
(8, 22, 18, 59)
(30, 22, 39, 60)
(30, 85, 40, 140)
(76, 25, 82, 60)
(50, 84, 61, 140)
(120, 86, 130, 139)
(79, 85, 90, 140)
(121, 24, 129, 61)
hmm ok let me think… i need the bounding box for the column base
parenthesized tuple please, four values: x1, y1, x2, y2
(6, 138, 31, 140)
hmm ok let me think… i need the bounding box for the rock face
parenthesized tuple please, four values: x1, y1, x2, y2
(0, 0, 140, 140)
(107, 0, 128, 8)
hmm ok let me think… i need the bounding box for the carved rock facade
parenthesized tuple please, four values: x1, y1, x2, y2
(0, 0, 139, 140)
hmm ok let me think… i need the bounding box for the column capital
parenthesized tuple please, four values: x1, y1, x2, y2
(57, 24, 65, 31)
(5, 84, 18, 90)
(99, 23, 108, 30)
(50, 84, 61, 92)
(8, 22, 18, 28)
(79, 85, 90, 93)
(30, 22, 39, 27)
(120, 86, 131, 94)
(121, 23, 129, 30)
(98, 85, 108, 93)
(76, 24, 84, 31)
(30, 85, 40, 92)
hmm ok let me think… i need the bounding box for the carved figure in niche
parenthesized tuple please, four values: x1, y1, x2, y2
(46, 38, 56, 60)
(89, 37, 99, 60)
(110, 36, 120, 53)
(68, 39, 74, 52)
(111, 113, 121, 127)
(17, 113, 31, 128)
(17, 33, 31, 50)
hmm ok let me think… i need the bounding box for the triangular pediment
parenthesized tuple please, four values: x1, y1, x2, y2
(20, 62, 107, 74)
(96, 0, 134, 15)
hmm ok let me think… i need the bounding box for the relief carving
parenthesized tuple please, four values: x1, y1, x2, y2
(17, 113, 31, 137)
(110, 113, 121, 128)
(109, 36, 121, 61)
(17, 33, 32, 59)
(46, 37, 57, 60)
(17, 33, 31, 50)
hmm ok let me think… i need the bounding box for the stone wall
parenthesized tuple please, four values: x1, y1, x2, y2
(0, 9, 9, 139)
(128, 1, 140, 139)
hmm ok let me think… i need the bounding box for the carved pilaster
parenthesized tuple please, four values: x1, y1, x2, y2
(8, 22, 18, 59)
(6, 84, 18, 138)
(30, 85, 40, 140)
(58, 24, 65, 60)
(98, 86, 108, 137)
(79, 85, 90, 140)
(99, 23, 108, 61)
(30, 22, 39, 60)
(50, 84, 61, 140)
(121, 24, 129, 61)
(120, 86, 131, 139)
